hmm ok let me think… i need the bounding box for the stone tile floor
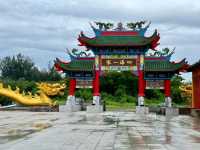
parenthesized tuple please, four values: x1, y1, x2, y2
(0, 111, 200, 150)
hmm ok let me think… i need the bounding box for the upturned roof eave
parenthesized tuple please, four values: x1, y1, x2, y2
(78, 30, 159, 48)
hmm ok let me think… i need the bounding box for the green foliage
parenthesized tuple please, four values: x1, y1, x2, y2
(0, 96, 13, 106)
(145, 89, 164, 101)
(106, 101, 135, 111)
(2, 79, 37, 94)
(0, 54, 35, 80)
(171, 75, 187, 104)
(100, 71, 138, 96)
(145, 98, 164, 106)
(75, 89, 93, 102)
(101, 92, 136, 110)
(101, 92, 136, 103)
(171, 75, 183, 88)
(114, 85, 126, 97)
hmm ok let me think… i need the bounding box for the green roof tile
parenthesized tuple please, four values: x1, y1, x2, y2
(83, 36, 150, 46)
(59, 60, 94, 71)
(56, 59, 185, 72)
(144, 60, 183, 72)
(78, 30, 159, 47)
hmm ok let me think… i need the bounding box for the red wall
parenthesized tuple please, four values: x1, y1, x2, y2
(192, 67, 200, 108)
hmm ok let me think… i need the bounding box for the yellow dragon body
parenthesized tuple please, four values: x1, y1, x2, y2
(0, 83, 55, 106)
(37, 82, 66, 96)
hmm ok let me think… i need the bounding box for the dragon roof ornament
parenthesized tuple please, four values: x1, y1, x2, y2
(90, 21, 151, 36)
(146, 47, 175, 61)
(66, 48, 93, 60)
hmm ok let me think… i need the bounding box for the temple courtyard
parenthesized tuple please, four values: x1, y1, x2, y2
(0, 111, 200, 150)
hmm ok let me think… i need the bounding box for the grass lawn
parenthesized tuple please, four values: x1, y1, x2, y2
(54, 97, 190, 110)
(105, 101, 136, 111)
(145, 98, 164, 107)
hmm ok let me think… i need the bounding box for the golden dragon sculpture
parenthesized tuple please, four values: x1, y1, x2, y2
(0, 83, 55, 106)
(37, 82, 66, 96)
(180, 84, 192, 98)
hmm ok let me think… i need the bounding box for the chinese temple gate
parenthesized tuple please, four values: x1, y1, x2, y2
(55, 21, 188, 107)
(188, 60, 200, 109)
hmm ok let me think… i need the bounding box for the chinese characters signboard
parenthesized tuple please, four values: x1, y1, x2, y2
(100, 55, 138, 71)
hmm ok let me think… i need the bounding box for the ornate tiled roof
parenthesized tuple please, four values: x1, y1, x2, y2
(78, 30, 160, 49)
(144, 59, 188, 72)
(55, 57, 187, 73)
(54, 58, 94, 72)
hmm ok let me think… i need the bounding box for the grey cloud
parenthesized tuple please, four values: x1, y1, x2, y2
(2, 0, 200, 28)
(0, 0, 200, 78)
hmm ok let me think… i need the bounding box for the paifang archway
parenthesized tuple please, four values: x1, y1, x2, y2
(54, 21, 188, 107)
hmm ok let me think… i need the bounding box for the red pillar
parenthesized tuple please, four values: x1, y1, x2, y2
(138, 70, 145, 96)
(192, 70, 200, 108)
(93, 70, 100, 96)
(69, 79, 76, 96)
(164, 80, 171, 97)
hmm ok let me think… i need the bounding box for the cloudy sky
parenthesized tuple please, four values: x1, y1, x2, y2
(0, 0, 200, 80)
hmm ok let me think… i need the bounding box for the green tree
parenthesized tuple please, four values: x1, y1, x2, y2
(171, 75, 186, 104)
(0, 54, 35, 80)
(145, 89, 163, 100)
(100, 71, 138, 96)
(75, 89, 92, 102)
(0, 53, 61, 81)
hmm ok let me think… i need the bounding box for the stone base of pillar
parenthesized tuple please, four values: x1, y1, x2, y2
(66, 95, 76, 105)
(92, 96, 101, 105)
(87, 96, 103, 113)
(191, 109, 200, 117)
(165, 107, 179, 116)
(86, 105, 103, 113)
(165, 97, 172, 107)
(136, 106, 149, 115)
(138, 96, 144, 106)
(59, 95, 81, 112)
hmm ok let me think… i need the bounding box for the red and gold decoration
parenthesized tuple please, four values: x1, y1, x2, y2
(100, 55, 137, 71)
(146, 80, 164, 89)
(76, 80, 93, 88)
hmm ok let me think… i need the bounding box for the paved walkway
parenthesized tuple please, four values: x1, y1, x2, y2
(0, 111, 200, 150)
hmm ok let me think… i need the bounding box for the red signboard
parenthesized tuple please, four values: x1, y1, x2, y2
(76, 80, 93, 88)
(101, 58, 136, 66)
(146, 80, 164, 89)
(100, 55, 138, 71)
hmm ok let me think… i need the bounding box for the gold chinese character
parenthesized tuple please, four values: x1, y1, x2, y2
(120, 59, 125, 65)
(126, 60, 132, 65)
(106, 60, 111, 65)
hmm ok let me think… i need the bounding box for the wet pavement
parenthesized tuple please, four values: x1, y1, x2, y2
(0, 111, 200, 150)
